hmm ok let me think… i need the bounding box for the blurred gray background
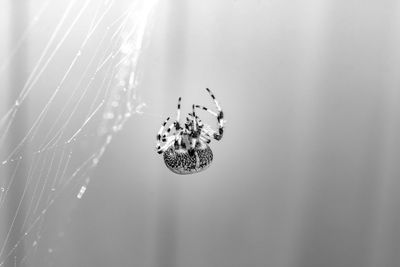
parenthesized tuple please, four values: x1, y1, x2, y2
(2, 0, 400, 266)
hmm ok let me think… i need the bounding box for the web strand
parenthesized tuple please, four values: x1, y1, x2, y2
(0, 0, 158, 265)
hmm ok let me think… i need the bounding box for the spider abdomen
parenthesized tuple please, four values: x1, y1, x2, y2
(163, 144, 213, 175)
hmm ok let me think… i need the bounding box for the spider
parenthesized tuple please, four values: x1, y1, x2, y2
(156, 88, 225, 174)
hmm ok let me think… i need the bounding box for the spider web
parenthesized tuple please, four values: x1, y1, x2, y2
(0, 0, 157, 266)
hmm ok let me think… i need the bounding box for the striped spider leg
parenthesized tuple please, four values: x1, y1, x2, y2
(156, 97, 184, 154)
(193, 88, 225, 141)
(186, 113, 212, 145)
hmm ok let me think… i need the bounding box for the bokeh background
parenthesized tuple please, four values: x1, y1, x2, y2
(2, 0, 400, 266)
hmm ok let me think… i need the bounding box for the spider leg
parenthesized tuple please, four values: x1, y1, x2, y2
(193, 105, 217, 117)
(176, 97, 182, 124)
(156, 117, 170, 147)
(162, 96, 182, 134)
(186, 113, 210, 143)
(156, 97, 184, 154)
(186, 113, 211, 144)
(156, 117, 179, 154)
(192, 103, 224, 141)
(192, 105, 197, 131)
(162, 122, 175, 138)
(157, 136, 176, 154)
(206, 88, 222, 112)
(199, 131, 211, 144)
(205, 88, 225, 140)
(200, 123, 220, 141)
(187, 88, 224, 141)
(158, 129, 185, 154)
(162, 97, 182, 138)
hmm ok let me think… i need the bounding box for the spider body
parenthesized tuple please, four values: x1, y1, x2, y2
(156, 88, 225, 174)
(163, 142, 213, 174)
